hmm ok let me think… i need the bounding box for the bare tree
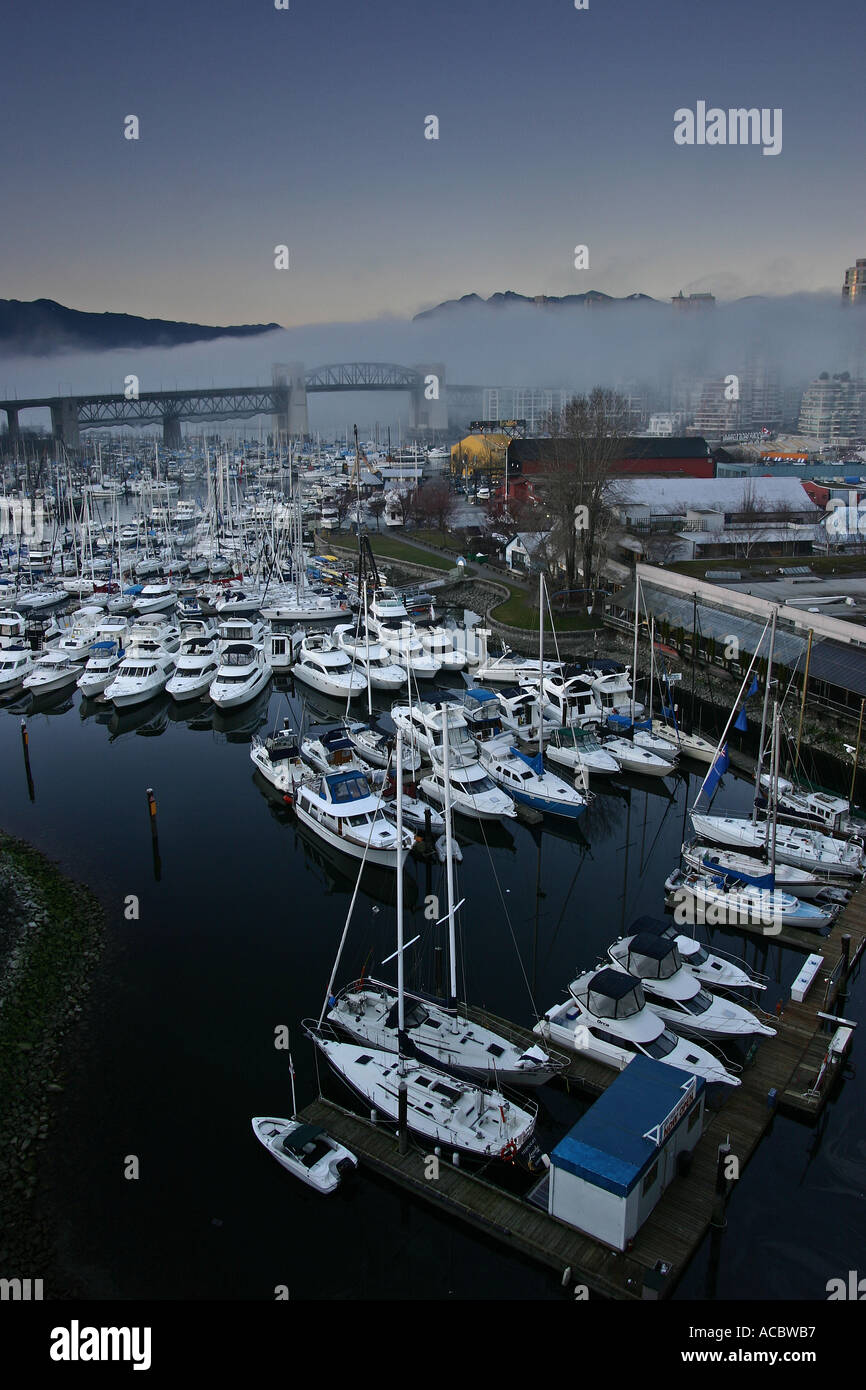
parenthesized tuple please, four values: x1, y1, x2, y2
(541, 387, 630, 594)
(367, 494, 385, 531)
(414, 477, 456, 536)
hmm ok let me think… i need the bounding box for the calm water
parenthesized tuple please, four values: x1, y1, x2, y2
(1, 672, 863, 1301)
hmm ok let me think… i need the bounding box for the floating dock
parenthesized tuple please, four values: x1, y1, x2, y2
(302, 882, 864, 1298)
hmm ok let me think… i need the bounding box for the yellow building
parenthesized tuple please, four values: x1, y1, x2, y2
(450, 432, 510, 481)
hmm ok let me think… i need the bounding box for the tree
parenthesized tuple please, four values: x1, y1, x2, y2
(367, 494, 385, 531)
(414, 477, 456, 535)
(541, 387, 630, 595)
(391, 484, 419, 527)
(644, 531, 683, 567)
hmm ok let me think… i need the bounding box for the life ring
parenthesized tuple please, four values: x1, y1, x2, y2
(500, 1140, 517, 1162)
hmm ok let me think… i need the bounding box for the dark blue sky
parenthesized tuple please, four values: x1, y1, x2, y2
(1, 0, 862, 324)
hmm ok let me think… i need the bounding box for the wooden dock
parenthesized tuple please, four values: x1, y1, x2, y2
(305, 882, 864, 1298)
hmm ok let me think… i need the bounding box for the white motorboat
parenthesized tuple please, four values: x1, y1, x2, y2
(343, 721, 422, 775)
(607, 933, 776, 1039)
(475, 649, 562, 686)
(166, 636, 221, 701)
(665, 867, 835, 932)
(22, 650, 81, 695)
(602, 736, 672, 778)
(0, 646, 34, 694)
(76, 640, 126, 697)
(621, 916, 767, 993)
(209, 642, 272, 709)
(291, 631, 367, 701)
(494, 685, 544, 742)
(367, 589, 440, 679)
(0, 609, 27, 648)
(420, 756, 517, 821)
(534, 967, 741, 1087)
(251, 1116, 357, 1194)
(758, 774, 859, 838)
(214, 586, 267, 617)
(391, 699, 477, 764)
(682, 839, 822, 899)
(690, 812, 865, 880)
(544, 726, 621, 778)
(333, 622, 406, 691)
(15, 588, 69, 613)
(294, 768, 414, 868)
(588, 668, 644, 719)
(477, 737, 588, 820)
(250, 728, 315, 801)
(216, 617, 265, 651)
(633, 727, 681, 763)
(301, 727, 371, 776)
(418, 624, 467, 672)
(526, 669, 604, 727)
(133, 582, 178, 614)
(127, 616, 181, 652)
(104, 647, 176, 706)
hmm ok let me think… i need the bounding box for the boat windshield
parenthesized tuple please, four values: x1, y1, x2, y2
(680, 988, 714, 1015)
(643, 1031, 678, 1058)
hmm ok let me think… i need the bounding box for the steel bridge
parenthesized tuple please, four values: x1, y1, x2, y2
(0, 361, 471, 449)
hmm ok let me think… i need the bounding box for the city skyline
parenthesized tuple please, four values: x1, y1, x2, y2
(1, 0, 864, 328)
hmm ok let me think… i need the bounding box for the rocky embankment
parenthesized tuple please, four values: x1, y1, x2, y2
(0, 834, 104, 1280)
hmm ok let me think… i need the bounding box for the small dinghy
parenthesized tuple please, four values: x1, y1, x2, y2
(251, 1117, 357, 1194)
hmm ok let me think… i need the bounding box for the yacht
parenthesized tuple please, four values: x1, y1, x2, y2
(76, 640, 126, 697)
(22, 650, 81, 695)
(209, 642, 272, 709)
(0, 646, 34, 694)
(528, 670, 604, 727)
(477, 737, 588, 820)
(0, 609, 28, 648)
(342, 721, 422, 775)
(650, 719, 717, 765)
(418, 624, 467, 672)
(250, 726, 315, 801)
(534, 967, 741, 1087)
(682, 839, 822, 899)
(333, 622, 407, 692)
(291, 631, 367, 701)
(214, 586, 268, 617)
(294, 768, 414, 868)
(216, 617, 265, 651)
(619, 916, 767, 993)
(57, 606, 105, 661)
(104, 645, 176, 707)
(665, 866, 835, 932)
(545, 725, 621, 778)
(606, 932, 776, 1039)
(690, 812, 865, 880)
(251, 1116, 357, 1195)
(602, 735, 672, 778)
(301, 727, 370, 776)
(134, 581, 177, 614)
(166, 636, 221, 701)
(475, 650, 562, 686)
(758, 774, 859, 838)
(391, 699, 477, 764)
(367, 589, 440, 679)
(589, 668, 644, 719)
(420, 756, 517, 821)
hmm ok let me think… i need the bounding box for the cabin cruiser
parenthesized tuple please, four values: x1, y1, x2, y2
(291, 631, 367, 701)
(417, 624, 467, 672)
(333, 622, 407, 691)
(474, 644, 562, 686)
(690, 812, 865, 880)
(589, 668, 644, 719)
(328, 978, 564, 1088)
(477, 738, 588, 819)
(758, 775, 859, 838)
(664, 867, 835, 932)
(342, 721, 422, 775)
(250, 726, 315, 801)
(22, 650, 81, 695)
(619, 917, 767, 993)
(301, 727, 370, 776)
(133, 581, 178, 614)
(681, 839, 822, 899)
(15, 587, 69, 613)
(126, 616, 181, 653)
(209, 642, 272, 709)
(650, 719, 717, 765)
(534, 967, 741, 1087)
(0, 609, 28, 648)
(366, 588, 440, 679)
(607, 933, 776, 1039)
(494, 685, 544, 742)
(76, 640, 126, 697)
(104, 641, 177, 706)
(166, 636, 220, 701)
(56, 606, 105, 661)
(391, 699, 477, 764)
(0, 646, 34, 694)
(259, 588, 349, 623)
(544, 725, 621, 778)
(420, 756, 517, 821)
(525, 670, 603, 727)
(294, 769, 414, 868)
(216, 617, 265, 651)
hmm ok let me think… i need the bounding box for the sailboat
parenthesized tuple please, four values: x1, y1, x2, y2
(306, 730, 543, 1161)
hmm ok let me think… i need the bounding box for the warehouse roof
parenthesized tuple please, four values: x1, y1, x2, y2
(612, 476, 819, 515)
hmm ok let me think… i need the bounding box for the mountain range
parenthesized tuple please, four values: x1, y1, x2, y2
(412, 290, 660, 320)
(0, 298, 281, 356)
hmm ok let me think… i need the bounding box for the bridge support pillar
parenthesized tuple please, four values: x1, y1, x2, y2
(272, 362, 307, 441)
(162, 414, 182, 448)
(4, 406, 20, 447)
(50, 399, 81, 451)
(411, 363, 448, 433)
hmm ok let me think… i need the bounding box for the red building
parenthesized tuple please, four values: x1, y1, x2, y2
(504, 436, 715, 479)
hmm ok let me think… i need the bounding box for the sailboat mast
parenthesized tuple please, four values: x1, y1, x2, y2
(442, 704, 458, 1013)
(631, 571, 641, 721)
(395, 729, 405, 1040)
(753, 606, 777, 814)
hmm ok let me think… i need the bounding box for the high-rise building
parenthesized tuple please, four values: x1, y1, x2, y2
(842, 259, 866, 305)
(671, 291, 716, 311)
(798, 373, 866, 442)
(693, 380, 742, 436)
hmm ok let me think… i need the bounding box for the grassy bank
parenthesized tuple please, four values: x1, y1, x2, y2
(489, 585, 604, 633)
(0, 833, 105, 1278)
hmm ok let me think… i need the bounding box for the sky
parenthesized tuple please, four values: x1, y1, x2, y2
(2, 0, 864, 329)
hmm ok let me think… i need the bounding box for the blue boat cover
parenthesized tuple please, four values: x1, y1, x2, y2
(701, 854, 774, 889)
(550, 1056, 704, 1196)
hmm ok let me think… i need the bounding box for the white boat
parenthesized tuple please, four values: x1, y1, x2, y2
(589, 668, 644, 719)
(56, 606, 105, 661)
(301, 727, 370, 776)
(602, 736, 672, 777)
(251, 727, 316, 800)
(391, 699, 477, 764)
(133, 582, 178, 614)
(607, 933, 776, 1039)
(214, 586, 267, 617)
(758, 774, 859, 838)
(534, 966, 740, 1087)
(477, 736, 588, 820)
(216, 617, 265, 651)
(665, 867, 836, 932)
(22, 650, 81, 694)
(251, 1116, 357, 1194)
(690, 812, 865, 880)
(682, 839, 823, 899)
(475, 652, 562, 686)
(367, 589, 440, 679)
(291, 631, 367, 701)
(651, 719, 717, 765)
(633, 727, 681, 763)
(0, 646, 34, 693)
(294, 768, 414, 868)
(343, 721, 422, 775)
(209, 642, 272, 709)
(333, 622, 406, 691)
(166, 636, 220, 701)
(0, 609, 27, 648)
(76, 640, 126, 697)
(418, 625, 467, 672)
(15, 587, 69, 613)
(621, 916, 767, 992)
(420, 757, 517, 821)
(104, 648, 176, 706)
(527, 670, 603, 727)
(545, 725, 621, 778)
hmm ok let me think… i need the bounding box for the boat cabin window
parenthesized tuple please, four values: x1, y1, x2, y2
(643, 1031, 678, 1058)
(681, 988, 713, 1015)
